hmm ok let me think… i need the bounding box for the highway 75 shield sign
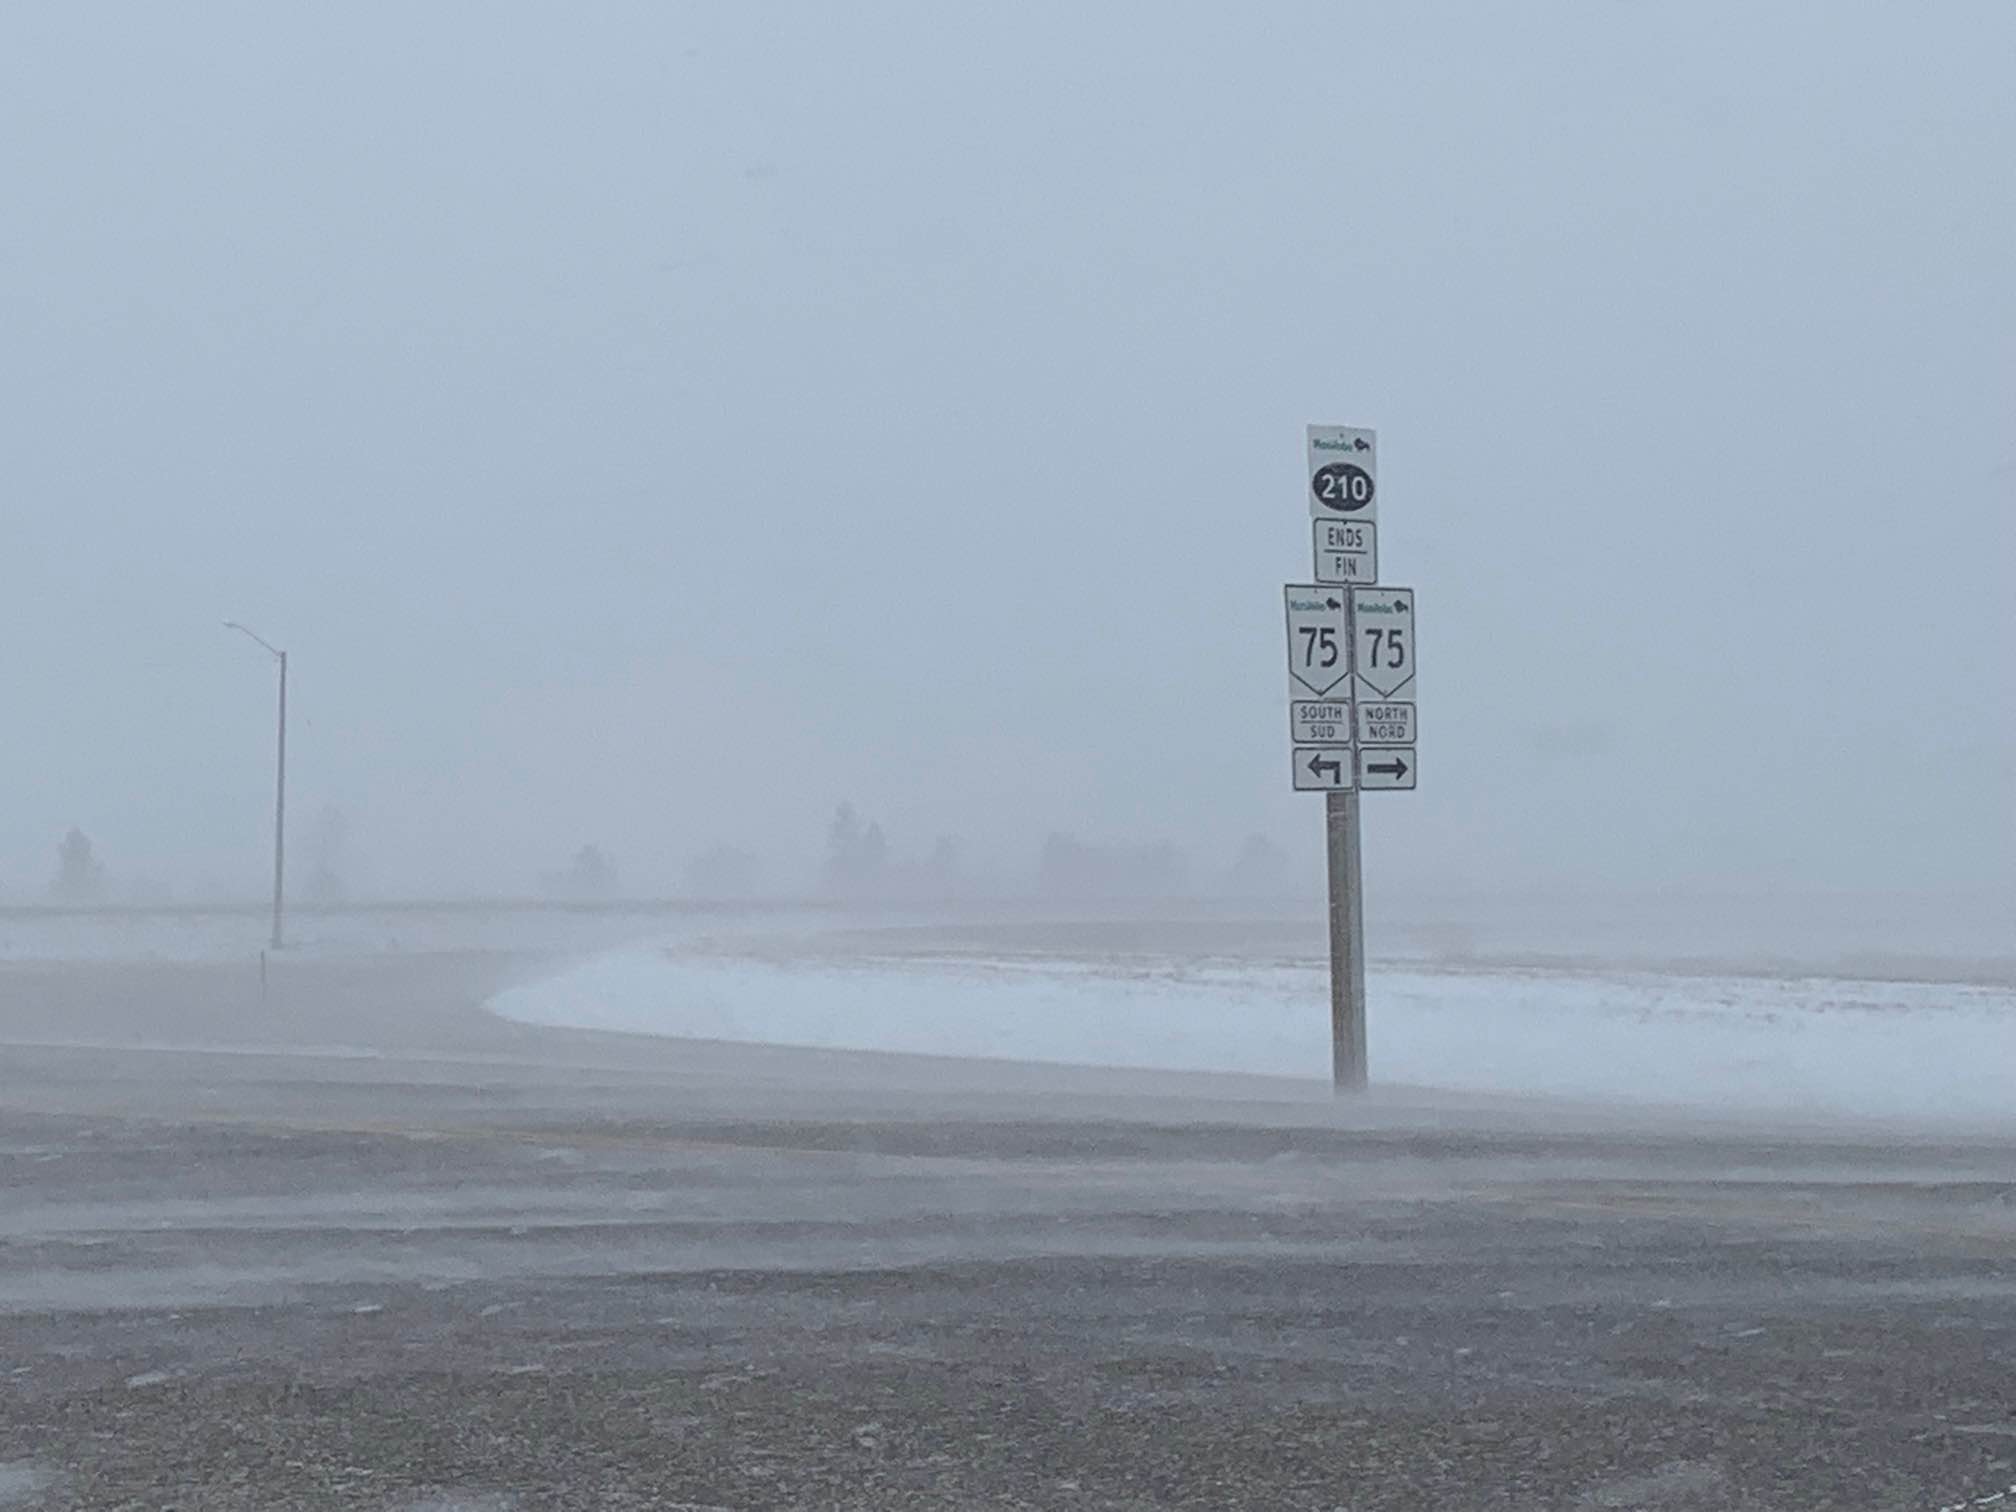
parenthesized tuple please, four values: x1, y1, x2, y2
(1284, 585, 1352, 699)
(1351, 587, 1415, 700)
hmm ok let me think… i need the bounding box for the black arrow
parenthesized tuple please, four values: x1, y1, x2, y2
(1365, 756, 1410, 780)
(1307, 754, 1344, 784)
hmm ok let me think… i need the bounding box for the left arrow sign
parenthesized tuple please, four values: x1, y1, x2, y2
(1292, 745, 1356, 792)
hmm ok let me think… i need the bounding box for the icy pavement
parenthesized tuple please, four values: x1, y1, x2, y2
(4, 946, 2015, 1508)
(0, 1464, 50, 1507)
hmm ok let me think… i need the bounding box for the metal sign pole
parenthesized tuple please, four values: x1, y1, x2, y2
(1293, 423, 1404, 1093)
(1326, 787, 1367, 1091)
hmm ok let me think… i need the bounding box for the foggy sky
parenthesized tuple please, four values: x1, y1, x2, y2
(2, 4, 2010, 903)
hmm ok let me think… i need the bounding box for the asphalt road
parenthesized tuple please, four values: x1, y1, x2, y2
(2, 951, 2013, 1510)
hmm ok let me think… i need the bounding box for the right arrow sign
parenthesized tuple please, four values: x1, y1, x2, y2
(1358, 747, 1416, 791)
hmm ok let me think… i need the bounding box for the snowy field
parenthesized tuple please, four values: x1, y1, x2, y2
(491, 930, 2016, 1128)
(5, 901, 2009, 1128)
(3, 889, 2006, 980)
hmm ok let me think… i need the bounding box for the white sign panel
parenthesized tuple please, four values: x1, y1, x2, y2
(1283, 585, 1352, 699)
(1293, 746, 1355, 791)
(1358, 747, 1416, 790)
(1355, 699, 1415, 747)
(1291, 699, 1352, 744)
(1351, 586, 1416, 701)
(1312, 518, 1377, 584)
(1307, 424, 1377, 525)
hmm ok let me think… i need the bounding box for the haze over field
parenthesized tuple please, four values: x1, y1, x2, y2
(3, 6, 2011, 930)
(7, 15, 2016, 1509)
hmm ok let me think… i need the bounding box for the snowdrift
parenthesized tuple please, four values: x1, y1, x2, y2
(490, 945, 2015, 1125)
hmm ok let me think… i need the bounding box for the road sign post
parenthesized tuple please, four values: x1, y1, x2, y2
(1284, 423, 1418, 1092)
(1326, 788, 1367, 1090)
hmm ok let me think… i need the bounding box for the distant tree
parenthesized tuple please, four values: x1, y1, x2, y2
(305, 804, 349, 904)
(1038, 832, 1188, 899)
(1136, 841, 1189, 896)
(685, 844, 760, 899)
(564, 843, 618, 898)
(926, 835, 961, 888)
(825, 803, 863, 885)
(823, 802, 889, 894)
(50, 827, 105, 903)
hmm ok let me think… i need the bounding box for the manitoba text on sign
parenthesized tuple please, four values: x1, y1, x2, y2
(1307, 425, 1377, 526)
(1283, 585, 1353, 699)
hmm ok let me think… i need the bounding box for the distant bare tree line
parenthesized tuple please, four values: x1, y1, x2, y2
(21, 805, 1308, 908)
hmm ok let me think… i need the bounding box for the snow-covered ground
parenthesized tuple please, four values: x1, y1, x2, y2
(490, 936, 2016, 1127)
(6, 902, 2008, 1127)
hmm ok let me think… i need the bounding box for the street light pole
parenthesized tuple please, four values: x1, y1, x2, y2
(271, 648, 287, 951)
(225, 622, 287, 950)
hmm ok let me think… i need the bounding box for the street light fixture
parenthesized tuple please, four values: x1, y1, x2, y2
(224, 622, 287, 950)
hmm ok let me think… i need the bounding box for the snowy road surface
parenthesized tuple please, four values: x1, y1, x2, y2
(1, 912, 2012, 1509)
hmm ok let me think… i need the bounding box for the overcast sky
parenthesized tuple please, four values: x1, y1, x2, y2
(2, 3, 2010, 903)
